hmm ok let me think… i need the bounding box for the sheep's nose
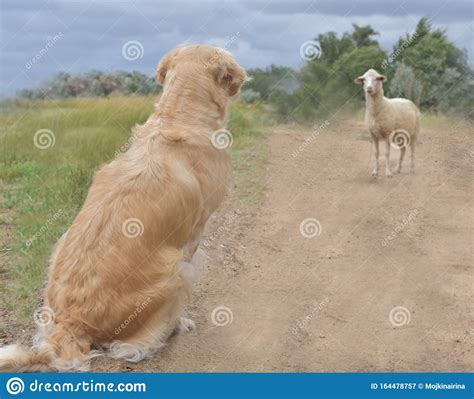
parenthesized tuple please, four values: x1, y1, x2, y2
(366, 86, 373, 93)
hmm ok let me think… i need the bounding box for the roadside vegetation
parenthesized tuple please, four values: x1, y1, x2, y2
(244, 18, 473, 121)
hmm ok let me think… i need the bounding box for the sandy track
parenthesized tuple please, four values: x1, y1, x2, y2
(86, 118, 472, 371)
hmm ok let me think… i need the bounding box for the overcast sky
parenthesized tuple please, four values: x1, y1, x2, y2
(0, 0, 472, 96)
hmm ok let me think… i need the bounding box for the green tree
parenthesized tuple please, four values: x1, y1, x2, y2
(246, 65, 297, 100)
(335, 45, 387, 84)
(391, 17, 472, 111)
(351, 24, 379, 48)
(389, 63, 422, 106)
(317, 31, 354, 65)
(272, 24, 386, 121)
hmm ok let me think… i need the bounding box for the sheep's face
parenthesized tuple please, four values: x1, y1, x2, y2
(354, 69, 387, 96)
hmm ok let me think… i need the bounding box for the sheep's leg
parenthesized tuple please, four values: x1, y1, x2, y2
(396, 147, 406, 173)
(410, 142, 416, 173)
(384, 139, 393, 177)
(371, 137, 379, 177)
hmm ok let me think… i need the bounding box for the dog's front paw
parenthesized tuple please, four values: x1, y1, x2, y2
(191, 247, 210, 267)
(177, 317, 196, 333)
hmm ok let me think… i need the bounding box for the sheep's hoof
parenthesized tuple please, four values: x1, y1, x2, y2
(371, 170, 378, 177)
(386, 171, 393, 178)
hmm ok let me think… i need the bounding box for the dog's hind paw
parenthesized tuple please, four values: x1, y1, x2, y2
(176, 317, 196, 333)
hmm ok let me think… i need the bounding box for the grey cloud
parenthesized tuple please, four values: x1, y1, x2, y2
(0, 0, 472, 96)
(241, 0, 473, 22)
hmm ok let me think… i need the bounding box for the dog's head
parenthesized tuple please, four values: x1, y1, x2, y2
(156, 45, 247, 97)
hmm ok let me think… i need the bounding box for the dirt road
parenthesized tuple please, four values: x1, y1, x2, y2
(60, 118, 474, 371)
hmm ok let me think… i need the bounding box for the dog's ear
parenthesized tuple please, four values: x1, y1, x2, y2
(211, 51, 247, 96)
(156, 52, 173, 86)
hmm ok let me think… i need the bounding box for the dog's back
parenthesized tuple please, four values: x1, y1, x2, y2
(0, 44, 246, 371)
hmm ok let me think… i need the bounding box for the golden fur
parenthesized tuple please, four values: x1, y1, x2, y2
(0, 45, 247, 371)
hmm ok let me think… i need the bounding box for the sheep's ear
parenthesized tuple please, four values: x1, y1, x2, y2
(377, 75, 387, 82)
(354, 76, 364, 84)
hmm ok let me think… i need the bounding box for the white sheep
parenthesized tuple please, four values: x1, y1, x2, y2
(354, 69, 420, 177)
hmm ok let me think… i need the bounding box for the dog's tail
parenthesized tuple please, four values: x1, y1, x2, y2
(0, 324, 92, 372)
(0, 344, 56, 372)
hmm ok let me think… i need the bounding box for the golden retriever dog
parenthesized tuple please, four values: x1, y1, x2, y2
(0, 45, 247, 371)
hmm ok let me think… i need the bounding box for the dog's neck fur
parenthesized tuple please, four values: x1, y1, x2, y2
(153, 75, 227, 139)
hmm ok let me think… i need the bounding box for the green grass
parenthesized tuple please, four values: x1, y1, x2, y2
(228, 102, 270, 204)
(0, 96, 270, 320)
(418, 112, 472, 131)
